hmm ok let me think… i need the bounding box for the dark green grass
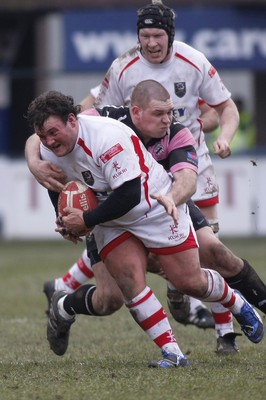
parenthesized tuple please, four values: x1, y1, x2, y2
(0, 238, 265, 400)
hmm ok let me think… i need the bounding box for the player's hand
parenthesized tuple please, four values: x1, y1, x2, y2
(61, 207, 92, 236)
(30, 160, 67, 192)
(55, 215, 83, 244)
(151, 193, 178, 225)
(213, 138, 232, 159)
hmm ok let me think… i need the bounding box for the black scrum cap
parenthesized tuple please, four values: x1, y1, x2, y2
(137, 2, 176, 50)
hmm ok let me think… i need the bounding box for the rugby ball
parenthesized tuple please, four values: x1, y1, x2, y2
(58, 180, 98, 216)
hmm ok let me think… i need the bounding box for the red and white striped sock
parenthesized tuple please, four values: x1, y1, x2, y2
(126, 286, 183, 356)
(210, 303, 234, 338)
(55, 249, 94, 293)
(202, 269, 244, 315)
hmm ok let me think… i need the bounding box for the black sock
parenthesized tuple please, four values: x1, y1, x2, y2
(63, 284, 100, 316)
(225, 259, 266, 314)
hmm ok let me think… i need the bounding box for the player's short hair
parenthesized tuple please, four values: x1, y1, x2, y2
(131, 79, 170, 109)
(137, 1, 176, 50)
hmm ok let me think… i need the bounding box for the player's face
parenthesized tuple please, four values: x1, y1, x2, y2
(136, 99, 174, 143)
(35, 114, 78, 157)
(139, 28, 170, 63)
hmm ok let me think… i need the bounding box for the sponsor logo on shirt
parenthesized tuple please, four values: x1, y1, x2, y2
(167, 224, 184, 241)
(174, 82, 186, 98)
(113, 161, 120, 172)
(204, 177, 218, 194)
(153, 143, 165, 157)
(186, 151, 198, 166)
(100, 143, 123, 163)
(208, 65, 217, 78)
(112, 161, 128, 179)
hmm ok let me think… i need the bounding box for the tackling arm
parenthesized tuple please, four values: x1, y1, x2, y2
(25, 134, 66, 192)
(151, 168, 197, 225)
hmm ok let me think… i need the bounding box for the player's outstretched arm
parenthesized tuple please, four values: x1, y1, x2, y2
(151, 169, 197, 225)
(79, 94, 96, 111)
(25, 134, 66, 192)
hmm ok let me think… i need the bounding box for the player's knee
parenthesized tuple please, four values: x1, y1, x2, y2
(176, 273, 206, 298)
(210, 241, 227, 264)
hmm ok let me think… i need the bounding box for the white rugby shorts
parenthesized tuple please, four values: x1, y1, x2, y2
(192, 152, 219, 207)
(93, 203, 199, 261)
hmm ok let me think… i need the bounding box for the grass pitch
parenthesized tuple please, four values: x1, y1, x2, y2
(0, 238, 265, 400)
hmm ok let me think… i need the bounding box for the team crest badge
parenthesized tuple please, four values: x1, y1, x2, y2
(153, 143, 165, 157)
(174, 82, 186, 98)
(82, 170, 94, 185)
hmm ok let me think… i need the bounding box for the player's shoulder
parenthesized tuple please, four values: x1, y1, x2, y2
(78, 113, 131, 137)
(173, 40, 207, 63)
(169, 119, 187, 138)
(170, 119, 186, 133)
(111, 45, 140, 70)
(169, 118, 195, 143)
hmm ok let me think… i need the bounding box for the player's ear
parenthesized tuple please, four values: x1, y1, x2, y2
(68, 113, 77, 127)
(131, 104, 142, 120)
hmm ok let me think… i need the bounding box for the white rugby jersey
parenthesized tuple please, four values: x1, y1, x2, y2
(95, 41, 231, 156)
(40, 114, 182, 226)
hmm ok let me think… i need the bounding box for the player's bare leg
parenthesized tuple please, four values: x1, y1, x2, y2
(47, 236, 189, 368)
(147, 253, 214, 329)
(157, 247, 264, 345)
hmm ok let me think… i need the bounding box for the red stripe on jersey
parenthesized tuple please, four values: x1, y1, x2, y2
(197, 117, 203, 132)
(212, 99, 230, 108)
(148, 228, 198, 255)
(174, 52, 201, 72)
(77, 258, 94, 279)
(100, 231, 132, 261)
(118, 56, 140, 81)
(130, 135, 151, 209)
(139, 307, 167, 331)
(127, 289, 153, 309)
(77, 138, 93, 157)
(102, 76, 109, 89)
(194, 196, 219, 208)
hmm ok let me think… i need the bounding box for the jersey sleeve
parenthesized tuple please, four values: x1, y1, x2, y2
(93, 123, 142, 191)
(95, 46, 139, 108)
(198, 53, 231, 106)
(95, 61, 125, 107)
(168, 125, 198, 174)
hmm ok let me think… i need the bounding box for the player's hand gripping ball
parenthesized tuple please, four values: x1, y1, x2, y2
(58, 180, 98, 237)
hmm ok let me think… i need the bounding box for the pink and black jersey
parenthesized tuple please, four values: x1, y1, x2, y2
(96, 105, 198, 176)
